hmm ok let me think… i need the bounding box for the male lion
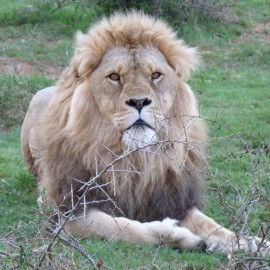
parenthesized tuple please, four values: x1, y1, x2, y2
(21, 11, 268, 253)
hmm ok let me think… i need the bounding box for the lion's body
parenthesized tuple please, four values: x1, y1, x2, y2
(21, 11, 268, 253)
(22, 12, 206, 222)
(22, 85, 205, 222)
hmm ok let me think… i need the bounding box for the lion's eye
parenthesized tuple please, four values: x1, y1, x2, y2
(108, 73, 120, 81)
(151, 72, 162, 80)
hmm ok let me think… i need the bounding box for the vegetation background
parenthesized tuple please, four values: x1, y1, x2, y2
(0, 0, 269, 269)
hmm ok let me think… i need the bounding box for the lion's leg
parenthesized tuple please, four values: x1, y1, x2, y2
(181, 208, 269, 253)
(65, 209, 206, 251)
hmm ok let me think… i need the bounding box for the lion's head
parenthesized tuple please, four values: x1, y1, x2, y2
(57, 12, 202, 151)
(37, 11, 206, 221)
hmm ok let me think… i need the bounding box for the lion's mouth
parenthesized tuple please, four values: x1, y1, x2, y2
(122, 119, 158, 148)
(126, 119, 153, 131)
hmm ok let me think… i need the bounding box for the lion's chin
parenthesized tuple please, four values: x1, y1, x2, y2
(122, 126, 158, 150)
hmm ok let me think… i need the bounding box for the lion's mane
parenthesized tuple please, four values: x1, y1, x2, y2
(23, 11, 207, 222)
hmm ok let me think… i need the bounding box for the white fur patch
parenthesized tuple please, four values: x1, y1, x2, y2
(162, 217, 179, 227)
(122, 126, 157, 149)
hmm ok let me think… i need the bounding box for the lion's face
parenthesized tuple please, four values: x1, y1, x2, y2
(89, 46, 179, 149)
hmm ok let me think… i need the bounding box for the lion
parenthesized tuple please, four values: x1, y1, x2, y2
(21, 11, 269, 254)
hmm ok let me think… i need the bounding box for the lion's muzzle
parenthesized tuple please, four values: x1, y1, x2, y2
(122, 122, 158, 149)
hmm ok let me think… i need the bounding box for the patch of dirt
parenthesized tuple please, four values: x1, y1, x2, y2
(235, 21, 270, 45)
(253, 21, 270, 32)
(0, 57, 62, 78)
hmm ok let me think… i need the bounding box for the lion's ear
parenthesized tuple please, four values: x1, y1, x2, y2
(167, 42, 199, 80)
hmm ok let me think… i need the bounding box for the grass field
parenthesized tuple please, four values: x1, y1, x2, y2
(0, 0, 269, 269)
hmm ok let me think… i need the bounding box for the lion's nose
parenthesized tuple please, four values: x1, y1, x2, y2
(125, 98, 152, 113)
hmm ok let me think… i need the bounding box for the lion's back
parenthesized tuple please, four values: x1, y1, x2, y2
(21, 86, 56, 176)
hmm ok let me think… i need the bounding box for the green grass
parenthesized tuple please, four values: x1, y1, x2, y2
(0, 128, 36, 227)
(0, 0, 97, 34)
(84, 240, 226, 269)
(0, 0, 269, 269)
(0, 76, 53, 128)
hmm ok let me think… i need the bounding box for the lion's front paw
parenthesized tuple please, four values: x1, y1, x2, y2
(168, 226, 207, 251)
(248, 237, 270, 255)
(206, 236, 270, 255)
(206, 241, 231, 253)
